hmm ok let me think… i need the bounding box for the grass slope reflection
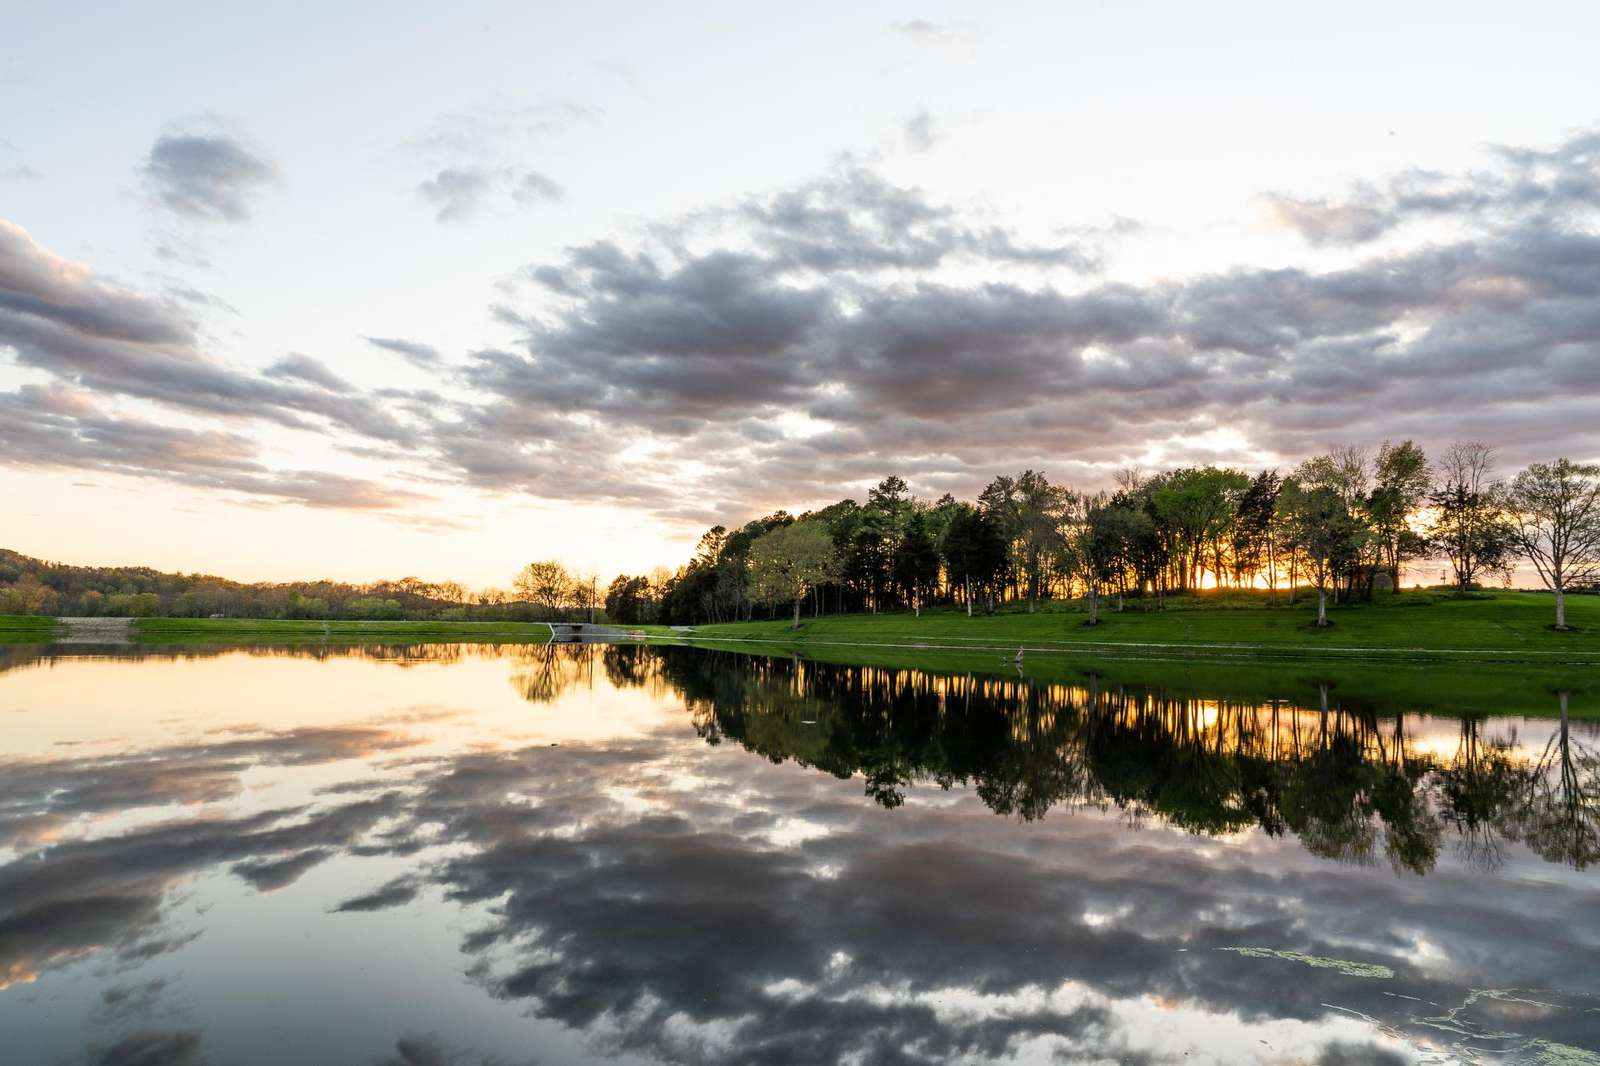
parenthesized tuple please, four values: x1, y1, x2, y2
(0, 643, 1596, 1065)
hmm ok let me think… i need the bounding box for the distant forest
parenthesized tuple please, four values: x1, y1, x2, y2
(4, 440, 1598, 628)
(0, 548, 568, 623)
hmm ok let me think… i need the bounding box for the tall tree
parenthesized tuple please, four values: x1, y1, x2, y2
(1232, 469, 1282, 596)
(1278, 474, 1361, 627)
(1151, 467, 1249, 590)
(748, 520, 841, 629)
(1014, 470, 1069, 612)
(1504, 459, 1600, 630)
(977, 474, 1022, 600)
(513, 561, 574, 619)
(1370, 440, 1432, 589)
(941, 504, 1007, 616)
(604, 575, 655, 624)
(1429, 441, 1515, 591)
(1064, 493, 1124, 625)
(893, 510, 942, 616)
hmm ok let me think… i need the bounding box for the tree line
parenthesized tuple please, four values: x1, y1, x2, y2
(0, 548, 596, 623)
(605, 442, 1600, 630)
(5, 441, 1595, 628)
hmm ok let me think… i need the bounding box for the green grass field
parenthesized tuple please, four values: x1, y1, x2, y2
(0, 615, 58, 643)
(4, 598, 1594, 716)
(676, 589, 1600, 665)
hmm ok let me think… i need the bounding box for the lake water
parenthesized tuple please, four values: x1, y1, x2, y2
(2, 642, 1596, 1065)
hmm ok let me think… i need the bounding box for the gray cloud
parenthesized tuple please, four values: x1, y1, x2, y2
(418, 167, 493, 222)
(331, 874, 421, 912)
(902, 108, 940, 153)
(265, 352, 354, 392)
(366, 335, 442, 367)
(1264, 128, 1600, 246)
(0, 220, 439, 509)
(143, 130, 277, 223)
(441, 131, 1600, 522)
(17, 125, 1600, 528)
(418, 165, 565, 220)
(92, 1030, 208, 1066)
(513, 169, 563, 205)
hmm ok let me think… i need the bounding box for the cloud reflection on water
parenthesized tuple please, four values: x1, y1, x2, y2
(0, 644, 1595, 1064)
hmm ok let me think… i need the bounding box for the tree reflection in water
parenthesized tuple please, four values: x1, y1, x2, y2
(557, 645, 1600, 875)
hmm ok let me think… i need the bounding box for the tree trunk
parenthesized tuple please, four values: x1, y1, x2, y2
(792, 597, 801, 629)
(1268, 536, 1277, 606)
(965, 576, 972, 618)
(1316, 585, 1328, 627)
(1087, 583, 1099, 625)
(1555, 584, 1567, 629)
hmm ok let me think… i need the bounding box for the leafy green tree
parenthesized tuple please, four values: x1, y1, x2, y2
(1232, 470, 1282, 595)
(604, 575, 655, 625)
(748, 520, 841, 628)
(1014, 470, 1069, 612)
(1278, 472, 1363, 626)
(893, 510, 942, 616)
(1370, 440, 1432, 589)
(1063, 492, 1125, 625)
(941, 504, 1007, 616)
(1151, 467, 1250, 591)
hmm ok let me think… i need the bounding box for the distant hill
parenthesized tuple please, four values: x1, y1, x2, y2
(0, 548, 539, 621)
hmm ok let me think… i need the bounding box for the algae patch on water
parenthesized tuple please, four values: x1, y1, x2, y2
(1219, 947, 1394, 979)
(1526, 1041, 1600, 1066)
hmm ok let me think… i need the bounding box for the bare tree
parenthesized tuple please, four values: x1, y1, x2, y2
(1504, 459, 1600, 629)
(513, 561, 575, 620)
(1429, 441, 1514, 591)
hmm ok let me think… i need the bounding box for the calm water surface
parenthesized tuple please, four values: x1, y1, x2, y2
(2, 643, 1597, 1065)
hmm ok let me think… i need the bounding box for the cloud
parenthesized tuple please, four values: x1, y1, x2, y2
(265, 352, 354, 392)
(91, 1030, 208, 1066)
(513, 169, 563, 205)
(331, 874, 421, 912)
(1263, 127, 1600, 246)
(902, 108, 940, 153)
(418, 166, 565, 220)
(0, 219, 440, 510)
(366, 335, 442, 367)
(0, 220, 194, 345)
(891, 19, 976, 47)
(442, 129, 1600, 522)
(418, 167, 493, 222)
(142, 130, 277, 222)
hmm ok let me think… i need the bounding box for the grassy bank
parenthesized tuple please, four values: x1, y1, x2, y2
(133, 617, 560, 645)
(680, 636, 1598, 718)
(0, 614, 57, 643)
(678, 589, 1600, 665)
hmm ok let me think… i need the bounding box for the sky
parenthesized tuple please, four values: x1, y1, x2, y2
(4, 2, 1600, 589)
